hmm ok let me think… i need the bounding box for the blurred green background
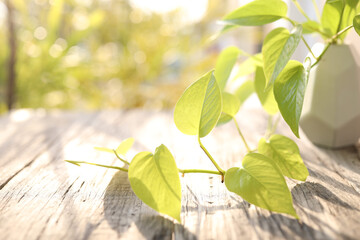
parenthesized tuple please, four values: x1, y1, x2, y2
(0, 0, 258, 113)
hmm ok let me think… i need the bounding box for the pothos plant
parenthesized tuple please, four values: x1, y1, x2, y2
(66, 0, 360, 222)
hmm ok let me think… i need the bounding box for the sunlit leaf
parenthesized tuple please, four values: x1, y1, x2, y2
(128, 145, 181, 222)
(217, 92, 240, 126)
(254, 67, 279, 115)
(235, 53, 263, 78)
(207, 25, 238, 43)
(94, 146, 113, 153)
(321, 0, 344, 37)
(93, 138, 134, 156)
(222, 92, 240, 117)
(215, 46, 241, 90)
(223, 0, 287, 26)
(302, 20, 322, 34)
(116, 137, 134, 155)
(274, 60, 307, 138)
(174, 70, 222, 138)
(258, 135, 309, 181)
(354, 15, 360, 37)
(220, 24, 239, 34)
(262, 25, 302, 88)
(339, 0, 359, 40)
(225, 153, 298, 218)
(234, 80, 255, 106)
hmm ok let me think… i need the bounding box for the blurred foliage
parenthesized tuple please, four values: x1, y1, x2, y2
(0, 0, 253, 112)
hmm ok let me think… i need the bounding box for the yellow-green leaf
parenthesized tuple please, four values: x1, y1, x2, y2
(217, 92, 240, 126)
(223, 0, 287, 26)
(234, 80, 255, 106)
(174, 70, 222, 138)
(128, 145, 181, 222)
(116, 137, 134, 155)
(274, 60, 307, 138)
(235, 53, 263, 78)
(262, 25, 302, 88)
(339, 0, 359, 40)
(302, 20, 322, 34)
(254, 67, 279, 115)
(225, 153, 298, 218)
(321, 0, 344, 37)
(258, 135, 309, 181)
(215, 46, 241, 90)
(94, 146, 113, 153)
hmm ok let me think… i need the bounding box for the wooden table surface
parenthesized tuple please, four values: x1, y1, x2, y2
(1, 108, 360, 240)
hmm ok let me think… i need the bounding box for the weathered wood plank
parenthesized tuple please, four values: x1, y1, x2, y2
(0, 109, 359, 240)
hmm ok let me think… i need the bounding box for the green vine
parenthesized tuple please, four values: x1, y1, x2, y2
(67, 0, 360, 222)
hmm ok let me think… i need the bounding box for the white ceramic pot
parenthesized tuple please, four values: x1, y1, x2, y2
(300, 43, 360, 148)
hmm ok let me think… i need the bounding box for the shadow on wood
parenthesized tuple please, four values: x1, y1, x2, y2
(103, 171, 197, 239)
(257, 214, 333, 240)
(292, 182, 359, 212)
(307, 168, 360, 198)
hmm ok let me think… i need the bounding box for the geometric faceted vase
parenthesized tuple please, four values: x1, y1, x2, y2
(300, 44, 360, 148)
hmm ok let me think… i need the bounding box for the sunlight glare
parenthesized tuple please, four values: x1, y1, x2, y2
(130, 0, 208, 25)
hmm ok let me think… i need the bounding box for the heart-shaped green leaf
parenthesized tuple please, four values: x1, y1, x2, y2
(354, 15, 360, 37)
(274, 60, 307, 138)
(174, 70, 222, 138)
(258, 135, 309, 181)
(215, 46, 241, 90)
(225, 153, 298, 218)
(116, 137, 134, 155)
(217, 92, 240, 126)
(254, 67, 279, 115)
(321, 0, 344, 37)
(128, 144, 181, 222)
(262, 25, 302, 88)
(234, 80, 255, 106)
(223, 0, 287, 26)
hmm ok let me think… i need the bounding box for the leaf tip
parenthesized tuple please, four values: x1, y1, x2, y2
(293, 128, 300, 138)
(65, 160, 81, 166)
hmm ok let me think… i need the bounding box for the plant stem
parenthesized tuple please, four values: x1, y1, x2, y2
(292, 0, 311, 21)
(198, 136, 225, 181)
(178, 169, 222, 175)
(65, 160, 129, 172)
(302, 36, 317, 59)
(66, 160, 222, 176)
(311, 43, 330, 68)
(113, 150, 130, 165)
(284, 17, 297, 27)
(311, 25, 353, 68)
(330, 25, 353, 43)
(233, 118, 251, 152)
(311, 0, 321, 21)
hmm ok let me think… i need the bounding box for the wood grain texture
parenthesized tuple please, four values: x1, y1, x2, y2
(0, 108, 359, 240)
